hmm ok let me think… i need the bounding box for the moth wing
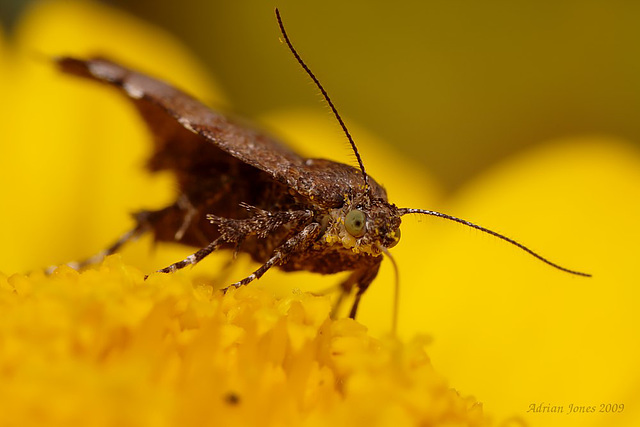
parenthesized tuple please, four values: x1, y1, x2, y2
(57, 57, 384, 208)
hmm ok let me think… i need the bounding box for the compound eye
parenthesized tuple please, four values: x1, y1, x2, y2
(387, 228, 401, 248)
(345, 209, 366, 238)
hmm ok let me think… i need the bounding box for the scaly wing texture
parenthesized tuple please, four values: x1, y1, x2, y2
(57, 57, 386, 208)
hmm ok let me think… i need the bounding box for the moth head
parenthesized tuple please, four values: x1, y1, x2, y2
(325, 198, 401, 255)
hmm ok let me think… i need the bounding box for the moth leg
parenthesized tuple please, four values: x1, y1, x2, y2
(153, 236, 224, 275)
(174, 194, 198, 241)
(329, 271, 360, 318)
(45, 214, 151, 274)
(224, 223, 321, 291)
(345, 260, 382, 319)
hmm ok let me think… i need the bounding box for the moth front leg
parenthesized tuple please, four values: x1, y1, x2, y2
(224, 222, 322, 290)
(152, 208, 315, 278)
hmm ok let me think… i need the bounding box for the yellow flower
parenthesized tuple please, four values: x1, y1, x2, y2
(1, 1, 639, 426)
(1, 256, 488, 426)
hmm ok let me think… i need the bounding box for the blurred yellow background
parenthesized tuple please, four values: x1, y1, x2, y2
(4, 0, 640, 190)
(1, 1, 639, 426)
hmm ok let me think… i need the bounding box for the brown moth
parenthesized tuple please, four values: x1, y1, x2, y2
(53, 9, 589, 330)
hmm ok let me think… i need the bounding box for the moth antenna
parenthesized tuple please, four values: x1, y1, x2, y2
(275, 8, 370, 191)
(399, 208, 591, 277)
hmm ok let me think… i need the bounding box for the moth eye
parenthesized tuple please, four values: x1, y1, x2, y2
(387, 228, 401, 248)
(345, 209, 366, 237)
